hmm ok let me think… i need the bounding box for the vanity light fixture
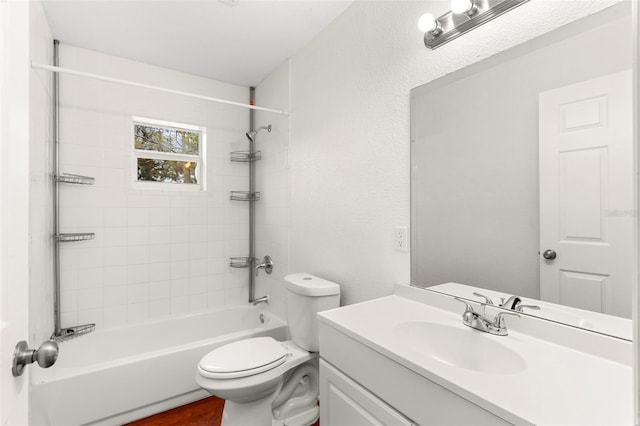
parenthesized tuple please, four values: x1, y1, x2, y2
(450, 0, 477, 16)
(418, 13, 441, 34)
(419, 0, 529, 50)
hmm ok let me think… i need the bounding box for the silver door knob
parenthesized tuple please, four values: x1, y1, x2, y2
(542, 249, 557, 260)
(12, 340, 59, 377)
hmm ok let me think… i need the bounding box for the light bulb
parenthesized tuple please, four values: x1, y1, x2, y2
(418, 13, 438, 33)
(451, 0, 474, 14)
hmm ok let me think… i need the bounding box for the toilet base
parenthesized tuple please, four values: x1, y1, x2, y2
(221, 400, 318, 426)
(272, 406, 318, 426)
(221, 397, 274, 426)
(219, 360, 319, 426)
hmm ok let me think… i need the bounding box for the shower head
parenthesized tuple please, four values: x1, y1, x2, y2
(246, 125, 272, 142)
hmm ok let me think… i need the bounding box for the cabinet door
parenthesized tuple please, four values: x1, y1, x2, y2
(320, 359, 414, 426)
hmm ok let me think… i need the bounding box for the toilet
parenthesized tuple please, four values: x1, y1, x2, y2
(195, 273, 340, 426)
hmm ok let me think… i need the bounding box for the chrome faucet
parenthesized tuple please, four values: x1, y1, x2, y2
(255, 255, 273, 276)
(499, 295, 522, 310)
(252, 295, 270, 306)
(499, 295, 541, 313)
(454, 298, 520, 336)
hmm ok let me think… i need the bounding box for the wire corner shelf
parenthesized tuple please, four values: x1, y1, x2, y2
(51, 323, 96, 342)
(229, 257, 257, 268)
(55, 233, 96, 242)
(55, 173, 95, 185)
(230, 151, 262, 163)
(229, 191, 260, 202)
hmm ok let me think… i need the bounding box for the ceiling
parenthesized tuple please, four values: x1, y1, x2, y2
(41, 0, 352, 87)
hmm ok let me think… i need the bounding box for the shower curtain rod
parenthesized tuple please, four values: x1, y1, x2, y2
(30, 62, 290, 117)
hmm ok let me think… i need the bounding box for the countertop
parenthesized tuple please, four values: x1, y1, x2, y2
(318, 287, 633, 425)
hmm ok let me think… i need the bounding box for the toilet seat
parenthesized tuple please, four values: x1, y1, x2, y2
(198, 337, 287, 379)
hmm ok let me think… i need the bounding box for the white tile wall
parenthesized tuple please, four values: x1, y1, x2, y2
(255, 60, 292, 321)
(28, 1, 54, 344)
(57, 45, 252, 330)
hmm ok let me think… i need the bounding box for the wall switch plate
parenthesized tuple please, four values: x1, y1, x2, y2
(394, 226, 409, 252)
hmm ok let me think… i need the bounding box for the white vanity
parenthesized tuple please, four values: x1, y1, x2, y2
(318, 285, 632, 425)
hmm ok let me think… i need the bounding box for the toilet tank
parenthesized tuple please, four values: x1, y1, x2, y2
(285, 273, 340, 352)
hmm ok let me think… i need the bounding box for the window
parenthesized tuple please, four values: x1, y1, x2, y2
(132, 117, 205, 189)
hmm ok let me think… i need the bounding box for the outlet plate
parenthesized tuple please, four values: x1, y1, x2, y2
(394, 226, 409, 252)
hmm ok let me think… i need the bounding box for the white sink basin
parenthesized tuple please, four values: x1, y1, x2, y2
(394, 321, 526, 374)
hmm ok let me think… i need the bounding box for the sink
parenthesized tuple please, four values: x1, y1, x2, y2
(394, 321, 526, 374)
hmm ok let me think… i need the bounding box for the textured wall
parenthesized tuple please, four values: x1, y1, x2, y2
(287, 0, 620, 306)
(56, 45, 249, 330)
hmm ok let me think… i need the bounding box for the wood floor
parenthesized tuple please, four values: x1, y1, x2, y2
(124, 396, 320, 426)
(125, 397, 224, 426)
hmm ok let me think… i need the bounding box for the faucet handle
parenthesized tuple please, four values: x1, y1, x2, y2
(454, 297, 479, 325)
(493, 311, 520, 328)
(472, 292, 494, 305)
(516, 304, 541, 313)
(254, 255, 273, 276)
(454, 297, 474, 313)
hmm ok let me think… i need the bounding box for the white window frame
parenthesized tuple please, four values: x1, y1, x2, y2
(132, 116, 206, 191)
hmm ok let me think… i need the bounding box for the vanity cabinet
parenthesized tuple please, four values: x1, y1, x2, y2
(319, 359, 414, 426)
(319, 321, 513, 426)
(318, 288, 633, 425)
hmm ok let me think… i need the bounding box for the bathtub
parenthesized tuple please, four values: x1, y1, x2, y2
(30, 306, 288, 426)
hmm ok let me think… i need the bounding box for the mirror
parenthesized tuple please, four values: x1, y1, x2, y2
(410, 2, 634, 340)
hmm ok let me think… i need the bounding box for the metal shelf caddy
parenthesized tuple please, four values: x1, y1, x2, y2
(55, 233, 96, 242)
(51, 40, 95, 341)
(229, 191, 261, 202)
(230, 150, 262, 163)
(227, 88, 273, 303)
(53, 323, 95, 340)
(229, 257, 257, 268)
(55, 173, 95, 185)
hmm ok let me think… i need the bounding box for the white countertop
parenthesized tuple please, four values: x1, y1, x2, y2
(318, 287, 633, 425)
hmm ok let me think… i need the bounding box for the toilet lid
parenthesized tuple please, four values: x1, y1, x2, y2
(199, 337, 287, 379)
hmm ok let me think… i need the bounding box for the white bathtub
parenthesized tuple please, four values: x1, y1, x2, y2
(30, 306, 288, 426)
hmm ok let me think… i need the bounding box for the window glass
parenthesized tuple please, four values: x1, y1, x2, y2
(132, 118, 204, 188)
(136, 158, 198, 184)
(134, 124, 199, 155)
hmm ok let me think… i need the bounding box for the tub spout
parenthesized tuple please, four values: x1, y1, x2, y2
(252, 295, 270, 306)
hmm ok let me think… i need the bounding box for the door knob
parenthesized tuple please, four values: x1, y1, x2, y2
(542, 249, 557, 260)
(12, 340, 59, 377)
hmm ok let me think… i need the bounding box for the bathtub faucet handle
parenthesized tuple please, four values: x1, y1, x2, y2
(255, 255, 273, 277)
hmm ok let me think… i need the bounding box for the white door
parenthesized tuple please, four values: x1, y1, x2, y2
(0, 1, 32, 424)
(539, 70, 633, 318)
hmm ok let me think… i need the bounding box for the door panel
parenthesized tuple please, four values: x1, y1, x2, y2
(559, 270, 608, 312)
(0, 2, 31, 424)
(559, 148, 606, 241)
